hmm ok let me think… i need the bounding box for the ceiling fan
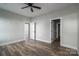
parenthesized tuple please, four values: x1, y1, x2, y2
(21, 3, 41, 12)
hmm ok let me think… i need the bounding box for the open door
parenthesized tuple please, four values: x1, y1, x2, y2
(51, 19, 60, 46)
(30, 22, 36, 40)
(24, 23, 30, 40)
(51, 21, 56, 42)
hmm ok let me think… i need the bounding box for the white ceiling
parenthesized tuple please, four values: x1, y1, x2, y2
(0, 3, 74, 17)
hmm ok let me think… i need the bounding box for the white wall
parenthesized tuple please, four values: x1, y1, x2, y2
(77, 4, 79, 55)
(61, 13, 77, 49)
(31, 5, 78, 49)
(31, 16, 51, 43)
(0, 9, 30, 45)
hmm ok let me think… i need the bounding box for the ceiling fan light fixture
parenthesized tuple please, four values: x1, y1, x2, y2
(21, 3, 41, 12)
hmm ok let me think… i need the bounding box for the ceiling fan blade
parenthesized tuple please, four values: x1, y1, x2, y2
(21, 6, 29, 9)
(31, 7, 33, 12)
(32, 6, 41, 9)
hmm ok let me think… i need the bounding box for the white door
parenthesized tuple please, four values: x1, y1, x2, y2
(24, 23, 30, 39)
(30, 22, 36, 40)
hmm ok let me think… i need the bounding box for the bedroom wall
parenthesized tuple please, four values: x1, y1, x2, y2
(0, 9, 30, 45)
(77, 4, 79, 55)
(31, 5, 78, 49)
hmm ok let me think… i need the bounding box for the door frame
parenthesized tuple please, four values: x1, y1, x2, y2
(24, 23, 30, 40)
(34, 22, 36, 41)
(50, 17, 62, 45)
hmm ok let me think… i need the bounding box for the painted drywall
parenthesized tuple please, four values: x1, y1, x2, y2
(31, 16, 51, 43)
(31, 5, 78, 49)
(61, 13, 77, 49)
(0, 9, 30, 45)
(77, 4, 79, 55)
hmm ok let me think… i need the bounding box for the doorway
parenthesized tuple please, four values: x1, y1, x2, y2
(30, 22, 36, 40)
(24, 23, 30, 40)
(24, 22, 36, 41)
(51, 19, 60, 46)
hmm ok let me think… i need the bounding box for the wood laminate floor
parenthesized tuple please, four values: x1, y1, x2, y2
(0, 39, 78, 56)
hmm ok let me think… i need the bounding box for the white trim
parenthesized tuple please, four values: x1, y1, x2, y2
(31, 39, 51, 43)
(61, 44, 78, 50)
(50, 17, 62, 44)
(0, 39, 25, 46)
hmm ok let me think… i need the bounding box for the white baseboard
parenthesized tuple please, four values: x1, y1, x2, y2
(61, 44, 78, 50)
(35, 39, 51, 43)
(0, 38, 25, 46)
(0, 38, 50, 46)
